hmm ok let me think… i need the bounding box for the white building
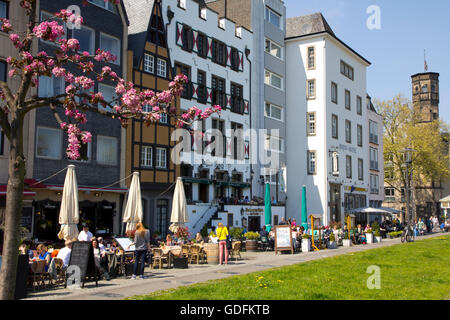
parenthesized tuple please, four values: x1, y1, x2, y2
(367, 95, 384, 209)
(162, 0, 253, 222)
(285, 13, 371, 226)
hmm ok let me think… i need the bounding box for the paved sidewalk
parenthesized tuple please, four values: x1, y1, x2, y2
(24, 232, 446, 300)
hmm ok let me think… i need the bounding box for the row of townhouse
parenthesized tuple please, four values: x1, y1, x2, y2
(0, 0, 384, 243)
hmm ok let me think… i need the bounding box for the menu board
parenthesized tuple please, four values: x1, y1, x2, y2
(67, 241, 98, 288)
(115, 237, 135, 252)
(274, 225, 293, 254)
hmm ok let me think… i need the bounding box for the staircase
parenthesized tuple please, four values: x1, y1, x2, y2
(189, 205, 219, 236)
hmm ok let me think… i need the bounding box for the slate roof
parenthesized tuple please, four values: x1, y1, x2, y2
(286, 13, 335, 38)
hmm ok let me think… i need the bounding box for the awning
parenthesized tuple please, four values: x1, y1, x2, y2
(229, 182, 251, 188)
(181, 177, 212, 184)
(0, 185, 36, 196)
(46, 185, 128, 194)
(215, 181, 230, 186)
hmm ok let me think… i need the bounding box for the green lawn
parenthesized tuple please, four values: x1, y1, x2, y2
(128, 235, 450, 300)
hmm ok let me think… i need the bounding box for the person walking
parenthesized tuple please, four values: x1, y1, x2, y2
(128, 222, 150, 279)
(216, 222, 229, 265)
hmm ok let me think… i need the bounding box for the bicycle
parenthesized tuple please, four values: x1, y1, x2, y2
(401, 223, 416, 243)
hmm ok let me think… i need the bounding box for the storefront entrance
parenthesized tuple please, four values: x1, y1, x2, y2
(35, 200, 60, 241)
(248, 216, 261, 232)
(330, 184, 341, 223)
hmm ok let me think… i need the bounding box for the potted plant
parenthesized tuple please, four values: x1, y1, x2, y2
(244, 232, 260, 252)
(229, 227, 244, 241)
(374, 230, 382, 243)
(365, 228, 374, 244)
(301, 234, 311, 252)
(342, 231, 352, 247)
(328, 232, 337, 249)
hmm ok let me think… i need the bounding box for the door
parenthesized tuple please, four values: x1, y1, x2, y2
(156, 199, 169, 238)
(330, 184, 341, 223)
(199, 184, 209, 203)
(248, 216, 261, 232)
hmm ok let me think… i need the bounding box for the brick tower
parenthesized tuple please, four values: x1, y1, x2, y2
(411, 72, 440, 123)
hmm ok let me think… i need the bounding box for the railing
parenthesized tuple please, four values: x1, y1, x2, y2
(192, 205, 218, 231)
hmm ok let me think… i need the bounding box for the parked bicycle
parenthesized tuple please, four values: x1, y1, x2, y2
(401, 222, 416, 243)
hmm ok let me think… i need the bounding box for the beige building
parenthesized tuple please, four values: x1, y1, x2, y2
(0, 2, 38, 238)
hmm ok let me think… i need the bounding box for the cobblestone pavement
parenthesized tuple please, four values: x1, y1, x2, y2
(24, 232, 447, 300)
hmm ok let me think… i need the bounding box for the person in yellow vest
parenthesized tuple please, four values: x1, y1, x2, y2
(216, 222, 229, 265)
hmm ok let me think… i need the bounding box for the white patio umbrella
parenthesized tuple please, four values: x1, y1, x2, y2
(122, 172, 143, 233)
(57, 165, 79, 240)
(169, 177, 188, 233)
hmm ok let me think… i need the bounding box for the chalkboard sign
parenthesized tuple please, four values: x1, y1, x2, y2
(274, 225, 294, 254)
(67, 241, 98, 288)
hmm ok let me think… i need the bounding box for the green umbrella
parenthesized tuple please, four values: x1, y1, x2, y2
(264, 183, 272, 232)
(301, 185, 308, 230)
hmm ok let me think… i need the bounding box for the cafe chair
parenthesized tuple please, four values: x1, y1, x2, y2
(53, 258, 66, 286)
(28, 260, 47, 291)
(229, 241, 242, 261)
(260, 237, 270, 251)
(188, 245, 202, 264)
(152, 248, 169, 269)
(181, 245, 190, 259)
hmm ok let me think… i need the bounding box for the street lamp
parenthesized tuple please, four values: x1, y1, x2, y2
(402, 148, 415, 224)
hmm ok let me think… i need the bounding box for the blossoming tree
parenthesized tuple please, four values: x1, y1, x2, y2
(0, 0, 220, 299)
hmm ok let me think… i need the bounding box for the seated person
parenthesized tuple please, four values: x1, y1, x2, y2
(195, 232, 204, 244)
(97, 237, 106, 253)
(19, 243, 34, 261)
(259, 226, 269, 239)
(91, 238, 110, 280)
(165, 234, 174, 246)
(150, 234, 160, 247)
(109, 239, 121, 254)
(36, 244, 52, 271)
(56, 239, 73, 269)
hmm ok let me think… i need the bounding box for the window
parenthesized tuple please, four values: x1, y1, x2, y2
(38, 76, 64, 97)
(40, 12, 66, 44)
(385, 168, 394, 180)
(370, 174, 379, 194)
(211, 119, 226, 158)
(345, 90, 351, 110)
(98, 83, 116, 113)
(212, 40, 226, 65)
(144, 54, 154, 73)
(265, 102, 283, 121)
(340, 60, 354, 80)
(100, 33, 120, 64)
(369, 120, 378, 144)
(307, 112, 316, 136)
(331, 82, 338, 103)
(370, 147, 378, 170)
(156, 147, 167, 168)
(265, 6, 281, 29)
(346, 155, 352, 179)
(197, 70, 207, 104)
(231, 122, 244, 160)
(89, 0, 117, 12)
(230, 47, 240, 71)
(357, 96, 362, 115)
(345, 120, 351, 144)
(141, 146, 153, 167)
(265, 70, 283, 90)
(157, 58, 167, 78)
(142, 105, 167, 124)
(358, 159, 364, 181)
(307, 79, 316, 99)
(385, 188, 395, 201)
(0, 1, 8, 21)
(265, 135, 284, 153)
(182, 25, 193, 52)
(70, 142, 91, 162)
(72, 26, 95, 54)
(307, 151, 317, 175)
(97, 136, 118, 166)
(212, 75, 226, 107)
(357, 125, 363, 147)
(197, 32, 207, 58)
(230, 83, 243, 114)
(176, 63, 191, 99)
(332, 114, 338, 139)
(422, 84, 428, 93)
(265, 38, 282, 59)
(36, 127, 62, 160)
(307, 47, 315, 69)
(155, 199, 169, 237)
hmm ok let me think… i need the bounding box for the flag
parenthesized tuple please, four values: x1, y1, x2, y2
(424, 59, 428, 72)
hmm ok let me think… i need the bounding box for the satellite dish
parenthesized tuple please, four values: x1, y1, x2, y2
(302, 23, 313, 34)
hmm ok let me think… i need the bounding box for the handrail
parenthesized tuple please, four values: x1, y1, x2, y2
(193, 205, 218, 230)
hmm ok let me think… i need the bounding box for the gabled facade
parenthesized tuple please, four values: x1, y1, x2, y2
(162, 0, 253, 207)
(285, 13, 371, 226)
(124, 0, 179, 238)
(30, 0, 129, 240)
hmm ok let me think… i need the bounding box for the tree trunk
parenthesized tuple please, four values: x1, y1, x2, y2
(0, 121, 26, 300)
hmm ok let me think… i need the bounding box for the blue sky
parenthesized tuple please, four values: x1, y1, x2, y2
(284, 0, 450, 122)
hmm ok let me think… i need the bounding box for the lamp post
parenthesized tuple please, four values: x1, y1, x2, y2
(402, 148, 414, 224)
